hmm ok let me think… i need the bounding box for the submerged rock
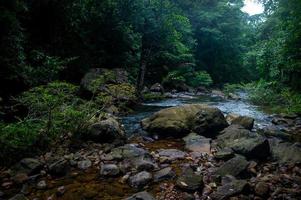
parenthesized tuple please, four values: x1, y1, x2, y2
(215, 155, 249, 177)
(210, 179, 248, 200)
(142, 104, 227, 137)
(48, 159, 70, 177)
(183, 133, 211, 153)
(157, 149, 186, 161)
(124, 191, 156, 200)
(176, 167, 203, 191)
(109, 144, 149, 160)
(13, 158, 43, 175)
(129, 171, 153, 188)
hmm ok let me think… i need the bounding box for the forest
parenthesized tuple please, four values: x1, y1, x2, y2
(0, 0, 301, 199)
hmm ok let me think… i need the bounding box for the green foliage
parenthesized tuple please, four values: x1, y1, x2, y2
(223, 83, 244, 95)
(21, 51, 74, 86)
(244, 80, 301, 114)
(188, 71, 213, 87)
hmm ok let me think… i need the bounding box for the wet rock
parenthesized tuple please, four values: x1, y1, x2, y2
(86, 117, 125, 143)
(133, 158, 157, 171)
(13, 158, 43, 175)
(255, 182, 269, 197)
(129, 171, 153, 188)
(150, 83, 164, 94)
(109, 144, 149, 160)
(192, 107, 228, 138)
(214, 148, 234, 160)
(8, 194, 29, 200)
(77, 159, 92, 170)
(210, 179, 248, 200)
(231, 116, 255, 130)
(142, 104, 227, 137)
(269, 138, 301, 164)
(217, 125, 251, 147)
(100, 164, 120, 176)
(229, 137, 270, 160)
(48, 159, 70, 177)
(157, 149, 186, 161)
(215, 155, 248, 177)
(37, 180, 47, 190)
(211, 90, 225, 98)
(124, 191, 156, 200)
(57, 186, 66, 196)
(183, 133, 211, 153)
(154, 167, 176, 182)
(176, 167, 203, 191)
(12, 173, 28, 184)
(260, 126, 290, 140)
(227, 93, 241, 100)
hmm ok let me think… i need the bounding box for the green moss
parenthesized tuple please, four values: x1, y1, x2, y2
(143, 93, 166, 101)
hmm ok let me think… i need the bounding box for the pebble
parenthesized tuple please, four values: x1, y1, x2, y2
(37, 180, 47, 190)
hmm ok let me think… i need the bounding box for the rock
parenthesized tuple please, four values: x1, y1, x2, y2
(109, 144, 149, 160)
(100, 164, 120, 176)
(86, 117, 125, 143)
(14, 158, 43, 175)
(211, 90, 225, 98)
(192, 107, 228, 138)
(48, 159, 70, 177)
(195, 86, 209, 94)
(154, 167, 176, 182)
(150, 83, 164, 94)
(129, 171, 153, 188)
(12, 173, 28, 184)
(214, 148, 234, 160)
(183, 133, 211, 153)
(176, 167, 203, 191)
(8, 194, 29, 200)
(226, 113, 240, 124)
(37, 180, 47, 190)
(142, 104, 227, 137)
(157, 149, 186, 161)
(227, 93, 241, 100)
(255, 182, 269, 197)
(231, 116, 255, 130)
(215, 155, 248, 177)
(259, 126, 290, 140)
(57, 186, 66, 196)
(217, 125, 251, 147)
(0, 190, 3, 197)
(124, 191, 156, 200)
(269, 138, 301, 164)
(133, 158, 157, 171)
(229, 137, 270, 160)
(210, 179, 248, 200)
(77, 159, 92, 170)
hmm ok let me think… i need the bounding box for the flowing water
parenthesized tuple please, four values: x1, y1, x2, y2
(121, 92, 273, 136)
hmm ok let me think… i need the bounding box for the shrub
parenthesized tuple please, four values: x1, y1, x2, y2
(188, 71, 213, 87)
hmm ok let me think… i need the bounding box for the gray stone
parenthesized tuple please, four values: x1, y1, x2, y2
(87, 117, 125, 143)
(124, 191, 155, 200)
(158, 149, 186, 161)
(48, 159, 70, 177)
(100, 164, 120, 176)
(214, 148, 234, 160)
(77, 159, 92, 170)
(183, 133, 211, 153)
(14, 158, 43, 175)
(215, 155, 248, 177)
(154, 167, 175, 182)
(133, 158, 157, 171)
(269, 138, 301, 164)
(150, 83, 164, 94)
(210, 180, 248, 200)
(176, 168, 203, 191)
(109, 144, 149, 160)
(37, 180, 47, 190)
(129, 171, 153, 188)
(231, 116, 255, 130)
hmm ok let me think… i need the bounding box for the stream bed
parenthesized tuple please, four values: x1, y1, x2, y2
(122, 92, 272, 136)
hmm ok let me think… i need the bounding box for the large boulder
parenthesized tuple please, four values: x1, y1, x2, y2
(141, 104, 227, 137)
(150, 83, 164, 94)
(231, 115, 255, 130)
(217, 125, 270, 159)
(215, 155, 249, 178)
(269, 138, 301, 164)
(86, 117, 125, 144)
